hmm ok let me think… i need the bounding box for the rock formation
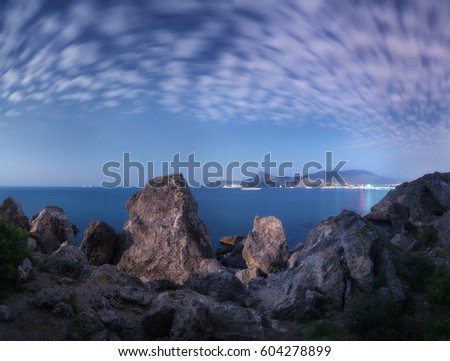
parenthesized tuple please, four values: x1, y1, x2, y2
(80, 221, 117, 266)
(29, 206, 76, 254)
(0, 197, 30, 230)
(1, 172, 449, 341)
(242, 215, 288, 274)
(116, 174, 221, 284)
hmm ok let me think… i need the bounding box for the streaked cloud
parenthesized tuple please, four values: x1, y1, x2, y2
(1, 0, 450, 154)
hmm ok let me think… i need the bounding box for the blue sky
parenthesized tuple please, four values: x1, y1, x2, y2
(1, 0, 450, 186)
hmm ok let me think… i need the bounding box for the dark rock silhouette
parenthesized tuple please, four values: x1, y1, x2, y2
(80, 221, 117, 266)
(0, 197, 30, 230)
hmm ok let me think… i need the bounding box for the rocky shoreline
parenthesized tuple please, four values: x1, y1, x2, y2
(0, 172, 449, 340)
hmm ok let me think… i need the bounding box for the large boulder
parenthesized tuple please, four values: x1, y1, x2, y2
(242, 216, 287, 274)
(295, 210, 377, 303)
(0, 197, 30, 230)
(29, 206, 76, 254)
(80, 221, 117, 266)
(42, 244, 90, 278)
(367, 172, 450, 225)
(117, 174, 221, 284)
(141, 289, 264, 341)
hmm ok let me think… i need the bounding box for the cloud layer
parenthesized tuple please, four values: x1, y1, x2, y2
(1, 0, 450, 153)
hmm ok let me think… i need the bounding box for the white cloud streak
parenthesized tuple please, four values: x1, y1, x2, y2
(1, 0, 450, 154)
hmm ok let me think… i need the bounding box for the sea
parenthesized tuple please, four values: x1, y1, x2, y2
(0, 187, 389, 250)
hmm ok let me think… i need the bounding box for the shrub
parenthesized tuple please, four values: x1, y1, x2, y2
(372, 267, 387, 289)
(346, 294, 404, 340)
(426, 265, 450, 306)
(297, 319, 344, 341)
(0, 219, 32, 280)
(395, 253, 435, 293)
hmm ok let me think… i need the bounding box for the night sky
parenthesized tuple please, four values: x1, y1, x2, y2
(1, 0, 449, 186)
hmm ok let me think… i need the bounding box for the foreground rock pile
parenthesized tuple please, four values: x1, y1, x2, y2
(0, 172, 449, 340)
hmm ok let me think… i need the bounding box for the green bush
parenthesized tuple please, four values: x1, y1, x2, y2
(395, 253, 435, 293)
(426, 265, 450, 306)
(297, 319, 344, 341)
(421, 225, 439, 247)
(346, 295, 404, 340)
(0, 219, 32, 280)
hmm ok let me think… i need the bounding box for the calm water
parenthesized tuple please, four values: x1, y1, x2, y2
(0, 187, 388, 249)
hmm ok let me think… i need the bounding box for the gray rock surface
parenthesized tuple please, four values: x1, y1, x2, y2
(367, 172, 450, 224)
(16, 258, 32, 282)
(29, 206, 76, 254)
(187, 271, 249, 306)
(42, 244, 90, 278)
(0, 197, 30, 230)
(117, 174, 221, 284)
(236, 268, 263, 285)
(242, 215, 288, 274)
(0, 305, 13, 322)
(80, 221, 117, 266)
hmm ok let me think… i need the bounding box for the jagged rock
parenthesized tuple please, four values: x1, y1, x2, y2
(80, 221, 117, 266)
(42, 244, 90, 278)
(52, 302, 75, 319)
(207, 302, 264, 340)
(0, 305, 13, 322)
(170, 301, 212, 341)
(0, 197, 30, 230)
(367, 172, 450, 225)
(30, 287, 72, 310)
(98, 309, 118, 326)
(29, 206, 76, 254)
(250, 270, 306, 321)
(295, 211, 377, 303)
(187, 272, 249, 306)
(16, 258, 32, 282)
(74, 310, 106, 335)
(117, 174, 221, 284)
(219, 235, 245, 247)
(141, 305, 177, 340)
(27, 237, 37, 251)
(250, 211, 379, 321)
(236, 268, 263, 285)
(218, 241, 247, 269)
(116, 286, 154, 306)
(242, 216, 288, 274)
(378, 247, 406, 302)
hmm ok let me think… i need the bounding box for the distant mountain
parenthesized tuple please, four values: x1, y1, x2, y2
(241, 172, 292, 188)
(306, 170, 399, 186)
(238, 170, 400, 188)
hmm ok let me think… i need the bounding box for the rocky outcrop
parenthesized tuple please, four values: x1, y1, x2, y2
(367, 172, 450, 270)
(242, 216, 287, 274)
(0, 305, 13, 322)
(80, 221, 117, 266)
(29, 206, 76, 254)
(187, 271, 249, 306)
(0, 197, 30, 230)
(16, 258, 32, 282)
(42, 244, 90, 279)
(367, 172, 450, 224)
(249, 211, 388, 321)
(117, 174, 221, 284)
(1, 172, 449, 341)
